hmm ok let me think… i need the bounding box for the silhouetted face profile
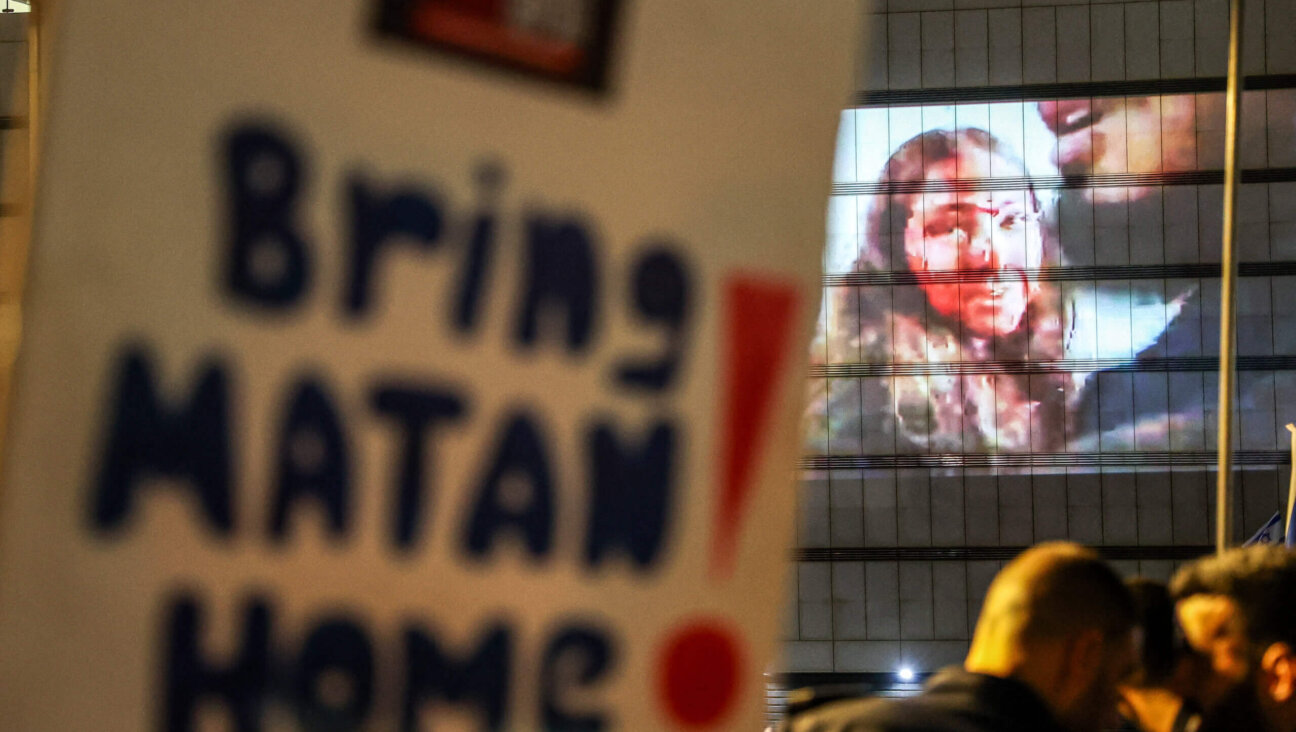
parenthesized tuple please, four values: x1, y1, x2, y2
(1171, 547, 1296, 732)
(902, 150, 1042, 338)
(1056, 630, 1139, 732)
(964, 543, 1138, 732)
(1176, 595, 1272, 732)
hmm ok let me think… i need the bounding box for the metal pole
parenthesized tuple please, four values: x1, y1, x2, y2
(1286, 424, 1296, 538)
(1215, 0, 1245, 556)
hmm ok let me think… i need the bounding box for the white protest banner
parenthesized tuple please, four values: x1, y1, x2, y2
(0, 1, 855, 729)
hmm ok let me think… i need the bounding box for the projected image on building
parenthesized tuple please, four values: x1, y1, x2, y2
(808, 90, 1296, 462)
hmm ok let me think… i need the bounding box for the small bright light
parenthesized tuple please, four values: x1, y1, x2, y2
(897, 666, 915, 682)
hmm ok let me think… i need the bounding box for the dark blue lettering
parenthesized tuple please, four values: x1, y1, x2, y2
(515, 214, 598, 352)
(370, 383, 467, 551)
(224, 123, 311, 308)
(294, 618, 374, 731)
(162, 594, 270, 732)
(464, 413, 554, 561)
(270, 379, 351, 542)
(584, 422, 674, 570)
(453, 162, 503, 335)
(346, 176, 444, 316)
(614, 247, 691, 391)
(402, 624, 511, 731)
(540, 625, 615, 732)
(92, 347, 233, 537)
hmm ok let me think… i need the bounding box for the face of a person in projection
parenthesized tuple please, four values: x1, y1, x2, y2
(1038, 95, 1200, 201)
(903, 151, 1042, 338)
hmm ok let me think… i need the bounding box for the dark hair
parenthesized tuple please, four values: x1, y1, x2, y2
(823, 128, 1070, 453)
(1169, 545, 1296, 651)
(840, 127, 1057, 354)
(1125, 578, 1178, 687)
(857, 127, 1043, 276)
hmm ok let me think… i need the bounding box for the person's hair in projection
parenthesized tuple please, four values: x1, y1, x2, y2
(818, 127, 1073, 454)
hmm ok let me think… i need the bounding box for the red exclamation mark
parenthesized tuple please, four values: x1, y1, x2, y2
(711, 274, 800, 581)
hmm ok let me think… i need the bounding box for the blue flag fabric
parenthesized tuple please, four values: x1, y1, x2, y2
(1243, 511, 1285, 547)
(1287, 512, 1295, 548)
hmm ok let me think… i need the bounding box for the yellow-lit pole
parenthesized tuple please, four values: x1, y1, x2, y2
(1286, 424, 1295, 539)
(1215, 0, 1245, 555)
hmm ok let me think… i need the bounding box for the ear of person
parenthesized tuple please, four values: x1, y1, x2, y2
(1261, 643, 1296, 704)
(1061, 628, 1105, 697)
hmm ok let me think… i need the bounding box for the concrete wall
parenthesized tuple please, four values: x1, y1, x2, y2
(856, 0, 1293, 92)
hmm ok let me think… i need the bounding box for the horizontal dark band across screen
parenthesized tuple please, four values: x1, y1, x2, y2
(794, 545, 1214, 562)
(824, 260, 1296, 286)
(812, 356, 1296, 377)
(854, 73, 1296, 107)
(800, 450, 1288, 469)
(832, 167, 1296, 195)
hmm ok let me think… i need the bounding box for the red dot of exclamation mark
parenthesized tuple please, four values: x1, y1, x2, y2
(656, 620, 744, 728)
(712, 275, 801, 580)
